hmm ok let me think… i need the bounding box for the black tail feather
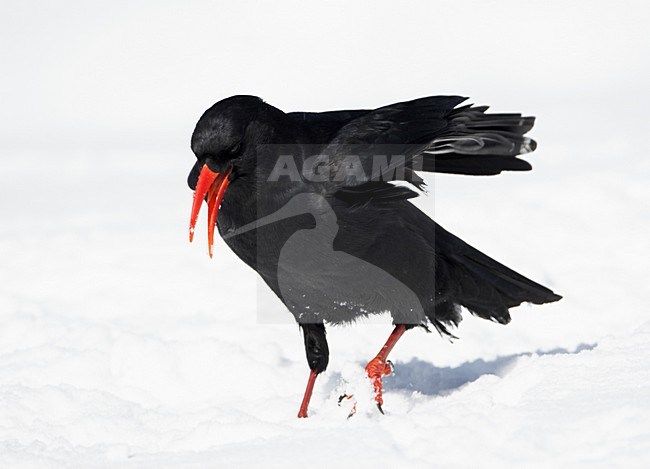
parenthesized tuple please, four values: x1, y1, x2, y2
(452, 245, 562, 324)
(436, 225, 562, 325)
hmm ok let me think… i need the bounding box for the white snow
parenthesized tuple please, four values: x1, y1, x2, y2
(2, 1, 650, 468)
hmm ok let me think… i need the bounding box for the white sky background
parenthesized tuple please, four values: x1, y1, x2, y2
(1, 0, 648, 150)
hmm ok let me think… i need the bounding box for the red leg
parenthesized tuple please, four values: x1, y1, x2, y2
(365, 324, 407, 413)
(297, 369, 318, 418)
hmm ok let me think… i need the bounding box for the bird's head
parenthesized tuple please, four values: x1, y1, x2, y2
(188, 95, 264, 189)
(187, 95, 292, 257)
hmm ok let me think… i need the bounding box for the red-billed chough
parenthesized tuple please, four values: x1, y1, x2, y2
(187, 95, 561, 418)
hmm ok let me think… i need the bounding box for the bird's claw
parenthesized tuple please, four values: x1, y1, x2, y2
(337, 359, 394, 418)
(338, 393, 353, 405)
(338, 393, 357, 419)
(365, 356, 393, 410)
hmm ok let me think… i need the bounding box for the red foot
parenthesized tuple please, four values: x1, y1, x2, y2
(365, 356, 393, 408)
(338, 326, 405, 417)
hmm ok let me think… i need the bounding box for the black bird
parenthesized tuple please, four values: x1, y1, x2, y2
(187, 95, 561, 418)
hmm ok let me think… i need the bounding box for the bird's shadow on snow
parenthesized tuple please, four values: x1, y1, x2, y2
(378, 343, 595, 397)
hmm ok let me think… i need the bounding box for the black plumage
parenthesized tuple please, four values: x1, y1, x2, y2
(187, 95, 561, 417)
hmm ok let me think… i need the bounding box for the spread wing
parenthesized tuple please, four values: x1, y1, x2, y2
(312, 96, 537, 202)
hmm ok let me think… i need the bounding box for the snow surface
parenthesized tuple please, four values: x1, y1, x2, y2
(2, 1, 650, 468)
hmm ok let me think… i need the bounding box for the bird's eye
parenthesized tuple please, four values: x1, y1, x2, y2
(230, 143, 241, 155)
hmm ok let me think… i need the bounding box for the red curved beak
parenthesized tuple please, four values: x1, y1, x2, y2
(189, 165, 232, 257)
